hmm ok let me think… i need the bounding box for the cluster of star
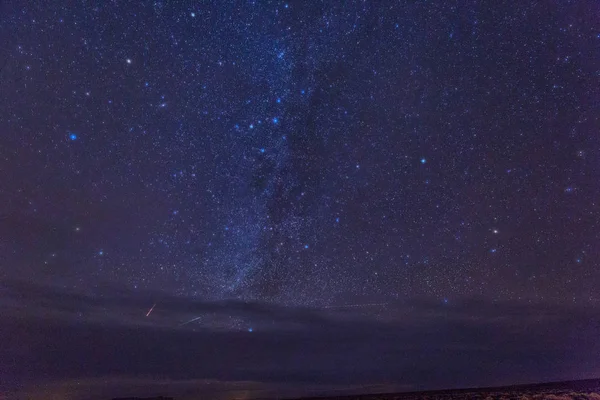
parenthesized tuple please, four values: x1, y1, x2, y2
(0, 1, 598, 310)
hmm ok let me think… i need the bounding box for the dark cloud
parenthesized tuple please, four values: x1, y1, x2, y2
(2, 281, 600, 399)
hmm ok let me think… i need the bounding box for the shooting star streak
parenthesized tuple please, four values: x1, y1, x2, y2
(146, 303, 157, 317)
(179, 316, 202, 327)
(322, 302, 389, 309)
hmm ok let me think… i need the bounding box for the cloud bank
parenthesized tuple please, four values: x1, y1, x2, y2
(2, 280, 600, 399)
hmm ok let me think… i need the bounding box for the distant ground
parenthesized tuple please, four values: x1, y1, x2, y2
(285, 379, 600, 400)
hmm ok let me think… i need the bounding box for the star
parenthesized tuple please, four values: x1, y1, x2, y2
(4, 2, 598, 391)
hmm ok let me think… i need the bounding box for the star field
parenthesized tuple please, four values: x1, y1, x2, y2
(1, 1, 599, 306)
(2, 2, 600, 399)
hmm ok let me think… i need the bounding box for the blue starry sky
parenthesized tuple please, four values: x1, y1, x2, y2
(1, 1, 600, 398)
(2, 0, 598, 305)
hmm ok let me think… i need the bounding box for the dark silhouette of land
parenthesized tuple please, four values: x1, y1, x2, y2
(112, 397, 174, 400)
(108, 379, 600, 400)
(284, 378, 600, 400)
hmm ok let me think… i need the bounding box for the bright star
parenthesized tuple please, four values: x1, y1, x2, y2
(69, 133, 77, 140)
(260, 148, 265, 153)
(98, 250, 104, 256)
(191, 12, 196, 17)
(304, 244, 309, 249)
(272, 117, 279, 124)
(126, 58, 132, 64)
(420, 158, 426, 164)
(248, 327, 253, 332)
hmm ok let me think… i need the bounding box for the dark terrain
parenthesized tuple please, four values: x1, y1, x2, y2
(285, 379, 600, 400)
(108, 379, 600, 400)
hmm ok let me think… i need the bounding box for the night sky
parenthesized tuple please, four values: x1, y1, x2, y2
(1, 1, 600, 399)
